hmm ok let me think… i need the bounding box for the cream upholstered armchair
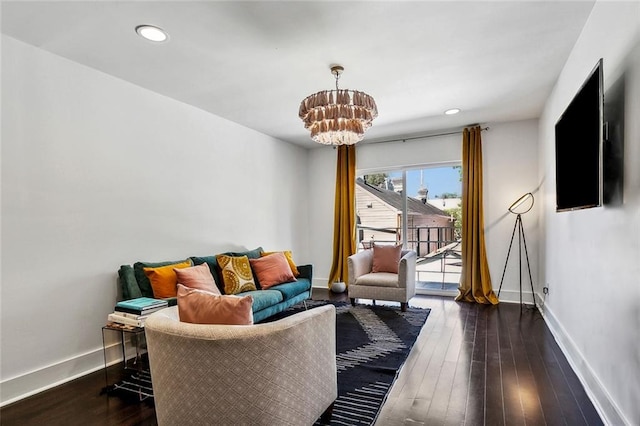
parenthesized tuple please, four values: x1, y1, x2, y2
(145, 305, 337, 426)
(347, 249, 417, 311)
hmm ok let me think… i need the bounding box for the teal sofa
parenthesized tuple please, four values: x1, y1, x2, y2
(117, 247, 312, 323)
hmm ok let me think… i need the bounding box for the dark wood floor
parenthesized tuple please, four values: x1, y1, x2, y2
(375, 295, 602, 426)
(0, 291, 601, 426)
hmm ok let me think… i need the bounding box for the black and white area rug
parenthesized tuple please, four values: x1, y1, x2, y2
(271, 300, 431, 426)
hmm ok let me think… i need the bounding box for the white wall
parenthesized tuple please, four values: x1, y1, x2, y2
(482, 120, 540, 303)
(0, 36, 310, 405)
(307, 146, 338, 289)
(307, 119, 540, 296)
(538, 2, 640, 425)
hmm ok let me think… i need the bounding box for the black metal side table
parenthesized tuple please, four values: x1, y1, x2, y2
(101, 322, 153, 401)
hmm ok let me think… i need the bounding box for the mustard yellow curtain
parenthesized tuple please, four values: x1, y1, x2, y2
(328, 145, 357, 287)
(456, 126, 499, 304)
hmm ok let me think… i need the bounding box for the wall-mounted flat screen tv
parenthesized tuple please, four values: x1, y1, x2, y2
(555, 58, 603, 212)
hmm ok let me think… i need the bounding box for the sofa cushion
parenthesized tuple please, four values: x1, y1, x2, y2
(222, 247, 264, 289)
(356, 272, 399, 288)
(190, 256, 223, 292)
(216, 254, 257, 295)
(270, 278, 311, 300)
(260, 250, 300, 277)
(238, 289, 284, 313)
(174, 262, 220, 294)
(252, 292, 311, 323)
(177, 284, 254, 325)
(191, 247, 263, 293)
(249, 252, 296, 289)
(143, 259, 193, 299)
(225, 247, 263, 259)
(134, 259, 191, 298)
(372, 244, 402, 274)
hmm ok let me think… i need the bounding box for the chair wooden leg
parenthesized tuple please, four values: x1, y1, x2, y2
(350, 297, 356, 307)
(401, 302, 408, 312)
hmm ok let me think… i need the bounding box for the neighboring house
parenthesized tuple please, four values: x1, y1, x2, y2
(356, 178, 455, 256)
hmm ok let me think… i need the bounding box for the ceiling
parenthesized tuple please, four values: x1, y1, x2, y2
(1, 1, 595, 148)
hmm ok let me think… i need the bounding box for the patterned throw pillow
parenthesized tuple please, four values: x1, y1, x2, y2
(260, 250, 300, 277)
(174, 262, 220, 295)
(143, 259, 193, 298)
(371, 244, 402, 274)
(177, 284, 254, 325)
(249, 252, 297, 289)
(216, 254, 257, 295)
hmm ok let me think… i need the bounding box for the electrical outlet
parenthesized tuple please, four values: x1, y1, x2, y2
(543, 286, 549, 295)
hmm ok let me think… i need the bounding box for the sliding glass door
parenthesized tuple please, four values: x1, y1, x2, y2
(356, 164, 462, 296)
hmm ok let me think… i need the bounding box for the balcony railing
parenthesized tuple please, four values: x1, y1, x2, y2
(357, 225, 459, 257)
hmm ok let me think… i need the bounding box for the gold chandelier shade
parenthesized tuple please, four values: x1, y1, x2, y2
(299, 67, 377, 145)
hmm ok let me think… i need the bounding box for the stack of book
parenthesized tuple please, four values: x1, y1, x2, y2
(107, 297, 169, 328)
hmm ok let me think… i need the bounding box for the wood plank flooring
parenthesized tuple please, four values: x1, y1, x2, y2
(375, 295, 602, 426)
(0, 291, 602, 426)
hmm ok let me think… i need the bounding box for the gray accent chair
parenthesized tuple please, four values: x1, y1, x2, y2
(347, 249, 417, 311)
(145, 304, 337, 426)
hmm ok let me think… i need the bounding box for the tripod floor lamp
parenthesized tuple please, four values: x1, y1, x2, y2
(497, 192, 536, 308)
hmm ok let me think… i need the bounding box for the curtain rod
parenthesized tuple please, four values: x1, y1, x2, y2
(364, 125, 490, 146)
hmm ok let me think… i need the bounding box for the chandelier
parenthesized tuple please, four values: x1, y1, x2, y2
(299, 65, 377, 146)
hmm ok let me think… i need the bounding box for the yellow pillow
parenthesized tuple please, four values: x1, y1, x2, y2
(261, 250, 300, 277)
(216, 254, 257, 295)
(143, 260, 192, 299)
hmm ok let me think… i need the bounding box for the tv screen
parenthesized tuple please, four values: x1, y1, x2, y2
(555, 58, 603, 212)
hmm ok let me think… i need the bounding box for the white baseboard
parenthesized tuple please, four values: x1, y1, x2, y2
(415, 288, 458, 297)
(540, 304, 629, 426)
(496, 288, 538, 304)
(313, 279, 329, 289)
(0, 342, 123, 407)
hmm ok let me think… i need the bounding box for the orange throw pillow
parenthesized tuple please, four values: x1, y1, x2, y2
(177, 284, 254, 325)
(250, 252, 297, 289)
(143, 260, 192, 298)
(371, 244, 402, 274)
(174, 262, 220, 295)
(260, 250, 300, 277)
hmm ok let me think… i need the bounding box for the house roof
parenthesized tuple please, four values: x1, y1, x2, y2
(356, 179, 450, 217)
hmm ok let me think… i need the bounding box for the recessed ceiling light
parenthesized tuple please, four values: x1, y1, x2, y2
(135, 25, 168, 42)
(444, 108, 461, 115)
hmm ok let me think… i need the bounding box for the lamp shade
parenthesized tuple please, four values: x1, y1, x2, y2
(508, 193, 534, 215)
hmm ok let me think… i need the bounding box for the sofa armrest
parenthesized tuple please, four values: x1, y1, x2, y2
(118, 265, 142, 300)
(347, 250, 373, 286)
(297, 263, 313, 281)
(398, 250, 417, 292)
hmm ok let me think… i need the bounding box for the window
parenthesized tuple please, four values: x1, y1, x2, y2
(356, 165, 462, 295)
